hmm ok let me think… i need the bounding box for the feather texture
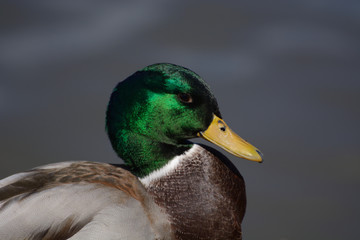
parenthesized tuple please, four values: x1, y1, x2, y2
(0, 162, 172, 240)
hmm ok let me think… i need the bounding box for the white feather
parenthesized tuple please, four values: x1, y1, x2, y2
(0, 172, 32, 188)
(140, 144, 200, 187)
(0, 183, 158, 239)
(0, 162, 74, 188)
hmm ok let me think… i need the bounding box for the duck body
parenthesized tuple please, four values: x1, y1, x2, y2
(0, 63, 262, 239)
(0, 145, 244, 240)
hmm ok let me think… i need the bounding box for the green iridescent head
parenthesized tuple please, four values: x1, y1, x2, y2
(106, 63, 221, 177)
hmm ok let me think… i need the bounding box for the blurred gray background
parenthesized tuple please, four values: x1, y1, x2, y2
(1, 1, 359, 239)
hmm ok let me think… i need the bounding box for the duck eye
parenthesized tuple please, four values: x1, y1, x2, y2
(177, 93, 193, 104)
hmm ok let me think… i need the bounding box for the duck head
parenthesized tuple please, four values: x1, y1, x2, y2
(106, 63, 262, 177)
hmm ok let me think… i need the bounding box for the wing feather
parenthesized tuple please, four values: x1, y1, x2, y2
(0, 162, 172, 240)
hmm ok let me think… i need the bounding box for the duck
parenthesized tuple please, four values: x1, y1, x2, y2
(0, 63, 262, 240)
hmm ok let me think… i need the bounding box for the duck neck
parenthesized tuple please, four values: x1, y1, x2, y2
(113, 130, 192, 178)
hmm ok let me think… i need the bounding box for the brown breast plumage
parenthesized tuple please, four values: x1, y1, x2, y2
(144, 144, 246, 240)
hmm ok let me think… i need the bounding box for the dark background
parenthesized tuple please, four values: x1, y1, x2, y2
(1, 1, 359, 239)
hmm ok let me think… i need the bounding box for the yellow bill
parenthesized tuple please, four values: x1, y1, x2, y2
(198, 114, 263, 163)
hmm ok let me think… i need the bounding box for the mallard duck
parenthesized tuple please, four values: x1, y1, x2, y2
(0, 63, 262, 240)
